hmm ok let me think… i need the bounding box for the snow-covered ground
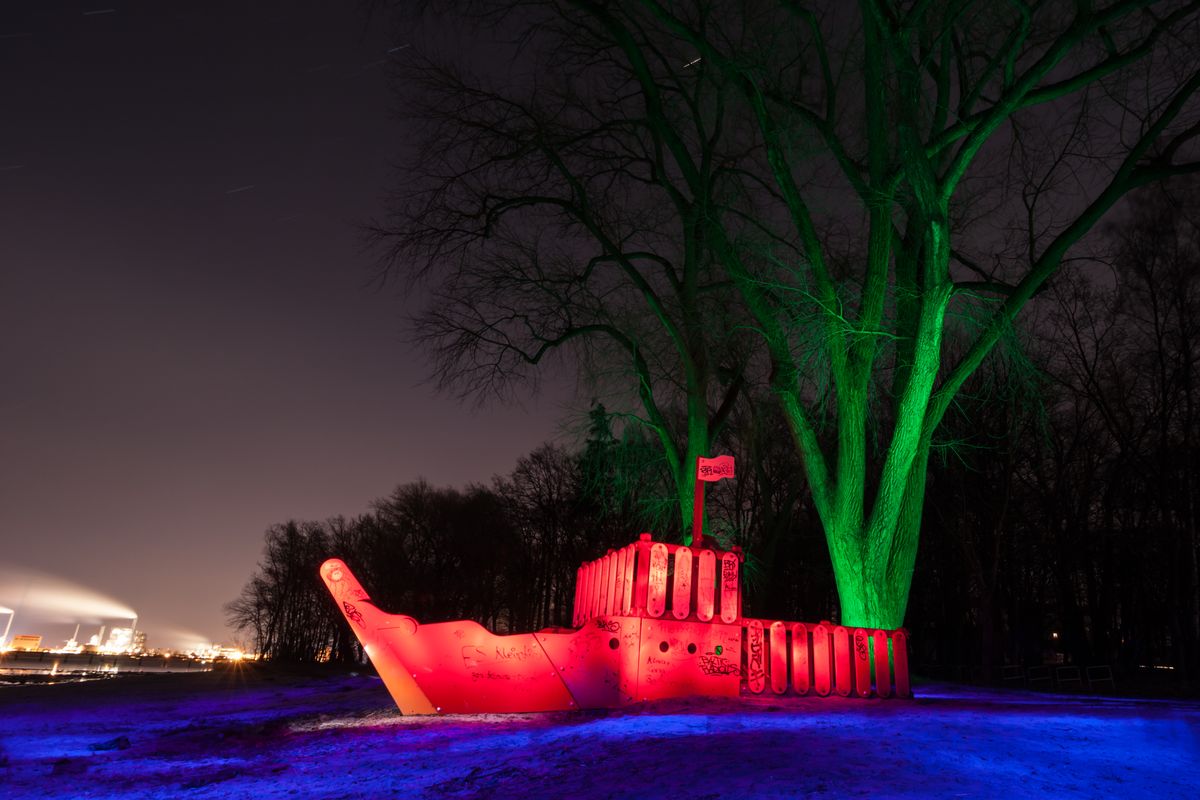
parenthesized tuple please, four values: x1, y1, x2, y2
(1, 668, 1197, 798)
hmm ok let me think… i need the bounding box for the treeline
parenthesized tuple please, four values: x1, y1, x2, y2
(231, 188, 1200, 683)
(226, 410, 658, 662)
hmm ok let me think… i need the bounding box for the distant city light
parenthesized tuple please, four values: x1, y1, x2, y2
(1, 624, 252, 663)
(0, 572, 251, 661)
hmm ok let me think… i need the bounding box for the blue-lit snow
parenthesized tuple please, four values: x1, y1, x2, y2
(0, 670, 1196, 798)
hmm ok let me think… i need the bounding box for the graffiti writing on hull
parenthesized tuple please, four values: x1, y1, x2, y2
(698, 655, 741, 676)
(855, 632, 869, 660)
(342, 601, 365, 627)
(461, 644, 538, 670)
(494, 644, 535, 662)
(594, 619, 620, 633)
(721, 559, 738, 591)
(461, 646, 488, 669)
(747, 628, 765, 685)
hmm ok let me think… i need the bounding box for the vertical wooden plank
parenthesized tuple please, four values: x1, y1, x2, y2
(578, 561, 588, 623)
(746, 620, 765, 694)
(572, 566, 583, 627)
(620, 545, 635, 614)
(597, 554, 609, 618)
(696, 549, 715, 621)
(671, 546, 693, 619)
(588, 560, 601, 619)
(893, 630, 911, 697)
(608, 552, 621, 616)
(853, 628, 872, 698)
(578, 563, 590, 623)
(598, 554, 612, 619)
(790, 623, 810, 695)
(608, 552, 618, 615)
(646, 543, 669, 618)
(719, 552, 740, 623)
(606, 551, 617, 617)
(833, 626, 852, 697)
(610, 551, 622, 616)
(600, 556, 611, 616)
(812, 624, 831, 696)
(633, 540, 651, 613)
(873, 630, 891, 698)
(606, 552, 617, 616)
(769, 621, 787, 695)
(611, 548, 626, 616)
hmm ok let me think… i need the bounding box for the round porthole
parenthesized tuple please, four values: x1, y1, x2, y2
(687, 643, 697, 654)
(609, 638, 619, 649)
(659, 641, 669, 652)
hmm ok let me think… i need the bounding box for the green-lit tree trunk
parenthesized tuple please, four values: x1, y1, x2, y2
(628, 0, 1200, 629)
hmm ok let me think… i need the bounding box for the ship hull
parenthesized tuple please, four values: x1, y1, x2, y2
(322, 552, 910, 715)
(321, 559, 744, 713)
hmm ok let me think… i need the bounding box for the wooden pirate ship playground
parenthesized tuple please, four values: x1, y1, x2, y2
(321, 457, 910, 714)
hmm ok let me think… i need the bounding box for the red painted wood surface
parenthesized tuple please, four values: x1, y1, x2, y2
(598, 554, 611, 619)
(696, 549, 715, 621)
(646, 543, 669, 618)
(598, 559, 608, 619)
(873, 630, 891, 698)
(672, 546, 692, 619)
(853, 628, 871, 698)
(609, 552, 620, 616)
(893, 630, 911, 697)
(632, 538, 651, 613)
(624, 546, 643, 618)
(324, 560, 573, 714)
(609, 552, 620, 615)
(321, 559, 436, 715)
(769, 621, 787, 695)
(583, 563, 597, 618)
(619, 551, 628, 614)
(593, 557, 604, 617)
(746, 619, 765, 693)
(404, 620, 576, 713)
(326, 535, 918, 715)
(719, 552, 739, 623)
(536, 617, 638, 709)
(596, 554, 607, 617)
(613, 552, 623, 615)
(833, 626, 852, 697)
(696, 454, 735, 481)
(573, 566, 583, 626)
(790, 623, 810, 695)
(635, 618, 742, 702)
(581, 563, 592, 621)
(812, 624, 831, 696)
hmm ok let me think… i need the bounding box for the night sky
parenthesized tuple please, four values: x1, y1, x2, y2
(1, 2, 570, 649)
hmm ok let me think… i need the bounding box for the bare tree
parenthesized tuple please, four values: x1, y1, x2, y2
(372, 5, 755, 540)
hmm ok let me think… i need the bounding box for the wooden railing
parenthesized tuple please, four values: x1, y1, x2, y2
(571, 534, 910, 699)
(572, 534, 742, 626)
(740, 619, 910, 698)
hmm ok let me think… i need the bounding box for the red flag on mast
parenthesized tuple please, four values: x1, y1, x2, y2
(693, 455, 735, 547)
(696, 455, 735, 482)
